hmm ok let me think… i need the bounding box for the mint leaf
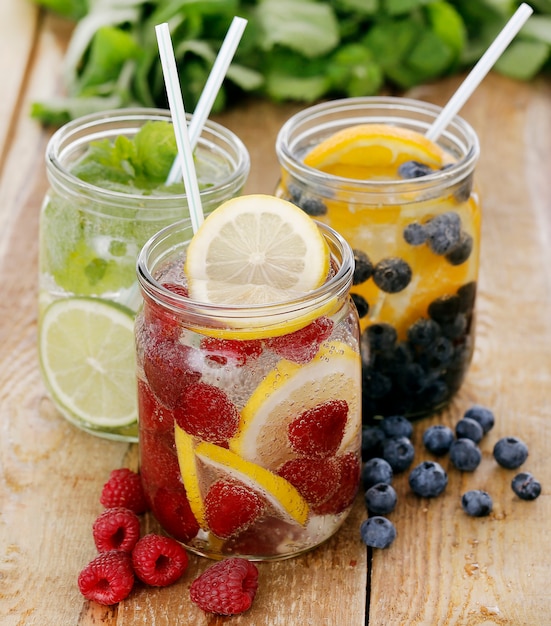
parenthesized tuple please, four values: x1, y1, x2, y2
(494, 40, 550, 79)
(133, 122, 178, 185)
(255, 0, 340, 58)
(384, 0, 434, 17)
(328, 43, 383, 97)
(426, 2, 466, 59)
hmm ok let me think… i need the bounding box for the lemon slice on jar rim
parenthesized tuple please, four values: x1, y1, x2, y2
(229, 340, 362, 471)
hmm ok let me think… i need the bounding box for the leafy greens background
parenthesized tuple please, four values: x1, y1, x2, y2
(31, 0, 551, 125)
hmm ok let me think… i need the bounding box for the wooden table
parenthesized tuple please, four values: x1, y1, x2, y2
(1, 3, 550, 625)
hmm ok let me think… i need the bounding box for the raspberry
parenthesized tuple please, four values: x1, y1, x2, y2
(138, 430, 181, 492)
(92, 507, 140, 553)
(100, 468, 149, 514)
(137, 379, 176, 433)
(287, 399, 348, 458)
(265, 316, 333, 363)
(277, 457, 340, 508)
(143, 335, 201, 409)
(132, 533, 188, 587)
(200, 336, 263, 367)
(204, 480, 266, 539)
(313, 452, 361, 515)
(162, 282, 189, 297)
(190, 558, 259, 615)
(174, 382, 240, 445)
(78, 550, 134, 605)
(152, 486, 200, 544)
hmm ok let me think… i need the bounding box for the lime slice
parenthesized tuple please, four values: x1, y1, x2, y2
(230, 341, 362, 470)
(39, 297, 137, 428)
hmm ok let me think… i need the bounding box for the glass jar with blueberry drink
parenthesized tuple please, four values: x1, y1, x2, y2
(275, 97, 480, 422)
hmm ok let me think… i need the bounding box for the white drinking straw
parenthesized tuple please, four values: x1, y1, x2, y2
(156, 22, 205, 233)
(426, 2, 533, 141)
(166, 16, 248, 186)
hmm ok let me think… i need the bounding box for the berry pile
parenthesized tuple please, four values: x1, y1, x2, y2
(78, 467, 259, 615)
(359, 406, 542, 549)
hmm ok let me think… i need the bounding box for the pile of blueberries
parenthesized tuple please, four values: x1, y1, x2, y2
(359, 407, 542, 549)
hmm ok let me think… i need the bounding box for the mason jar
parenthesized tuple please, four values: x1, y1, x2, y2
(136, 218, 362, 560)
(38, 108, 250, 441)
(275, 97, 480, 422)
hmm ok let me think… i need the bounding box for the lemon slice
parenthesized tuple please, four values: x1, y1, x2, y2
(230, 341, 361, 470)
(176, 432, 309, 527)
(184, 194, 330, 306)
(304, 123, 447, 180)
(39, 297, 137, 428)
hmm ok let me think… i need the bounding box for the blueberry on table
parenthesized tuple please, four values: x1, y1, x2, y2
(360, 516, 396, 549)
(464, 404, 495, 434)
(383, 436, 415, 473)
(455, 417, 484, 443)
(398, 160, 434, 179)
(361, 457, 393, 489)
(449, 438, 482, 471)
(423, 424, 455, 456)
(373, 257, 412, 293)
(352, 249, 373, 284)
(364, 483, 398, 515)
(511, 472, 542, 500)
(403, 222, 428, 246)
(425, 212, 462, 255)
(409, 461, 448, 497)
(461, 490, 493, 517)
(493, 437, 529, 469)
(379, 415, 413, 439)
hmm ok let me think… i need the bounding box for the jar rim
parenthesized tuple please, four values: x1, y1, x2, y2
(136, 218, 354, 330)
(276, 96, 479, 197)
(46, 107, 250, 205)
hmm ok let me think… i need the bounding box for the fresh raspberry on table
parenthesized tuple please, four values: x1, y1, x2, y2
(200, 336, 263, 367)
(99, 468, 149, 514)
(77, 550, 135, 605)
(265, 316, 333, 363)
(174, 382, 240, 445)
(92, 507, 141, 553)
(204, 480, 266, 539)
(288, 399, 348, 458)
(277, 456, 340, 508)
(190, 557, 259, 615)
(152, 486, 200, 544)
(131, 533, 188, 587)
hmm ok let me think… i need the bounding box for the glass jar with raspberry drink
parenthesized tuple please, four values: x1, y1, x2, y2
(135, 196, 362, 560)
(276, 97, 481, 422)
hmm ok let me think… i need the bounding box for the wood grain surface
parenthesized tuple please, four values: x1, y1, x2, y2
(1, 3, 551, 625)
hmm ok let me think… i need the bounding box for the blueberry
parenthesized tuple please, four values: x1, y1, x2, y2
(423, 424, 455, 456)
(353, 249, 373, 284)
(403, 222, 428, 246)
(493, 437, 529, 469)
(440, 313, 468, 340)
(365, 323, 397, 352)
(398, 160, 434, 179)
(455, 417, 484, 443)
(457, 281, 477, 314)
(364, 483, 398, 515)
(360, 516, 396, 549)
(409, 461, 448, 497)
(361, 426, 386, 461)
(449, 438, 482, 471)
(425, 212, 462, 255)
(373, 257, 412, 293)
(351, 293, 369, 318)
(383, 436, 415, 473)
(511, 472, 542, 500)
(407, 318, 440, 347)
(286, 183, 302, 204)
(299, 195, 327, 216)
(422, 336, 454, 370)
(428, 294, 461, 323)
(362, 369, 392, 399)
(461, 490, 493, 517)
(361, 457, 393, 489)
(379, 415, 413, 439)
(446, 231, 473, 265)
(464, 404, 495, 434)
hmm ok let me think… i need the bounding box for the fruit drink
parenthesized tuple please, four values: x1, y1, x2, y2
(135, 196, 362, 560)
(38, 109, 249, 441)
(276, 97, 480, 422)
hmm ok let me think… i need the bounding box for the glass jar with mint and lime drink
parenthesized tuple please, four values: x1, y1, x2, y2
(276, 97, 481, 423)
(38, 108, 250, 441)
